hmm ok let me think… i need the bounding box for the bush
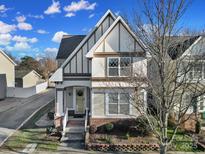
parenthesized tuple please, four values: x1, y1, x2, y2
(90, 125, 97, 134)
(47, 112, 54, 120)
(135, 115, 157, 136)
(195, 120, 201, 134)
(105, 123, 114, 132)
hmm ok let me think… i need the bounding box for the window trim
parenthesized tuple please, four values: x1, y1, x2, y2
(107, 57, 131, 77)
(106, 92, 130, 115)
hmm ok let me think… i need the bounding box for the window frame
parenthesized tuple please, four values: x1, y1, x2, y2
(106, 92, 131, 115)
(187, 61, 205, 81)
(107, 57, 131, 77)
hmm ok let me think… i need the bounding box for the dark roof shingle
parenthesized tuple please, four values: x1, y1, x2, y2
(56, 35, 85, 59)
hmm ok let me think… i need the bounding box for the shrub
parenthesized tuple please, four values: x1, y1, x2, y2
(135, 115, 157, 136)
(125, 132, 130, 140)
(195, 120, 201, 134)
(47, 112, 54, 120)
(105, 123, 114, 132)
(90, 125, 97, 134)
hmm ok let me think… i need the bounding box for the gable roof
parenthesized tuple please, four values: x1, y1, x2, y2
(56, 35, 85, 59)
(60, 10, 116, 68)
(0, 50, 17, 66)
(86, 16, 146, 58)
(167, 36, 200, 59)
(15, 69, 42, 79)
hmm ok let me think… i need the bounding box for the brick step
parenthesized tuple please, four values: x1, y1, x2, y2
(65, 126, 85, 133)
(61, 132, 84, 142)
(67, 119, 85, 127)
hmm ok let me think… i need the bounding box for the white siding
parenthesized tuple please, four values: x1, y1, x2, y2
(92, 93, 105, 116)
(70, 56, 76, 73)
(105, 23, 119, 52)
(95, 26, 102, 41)
(92, 58, 105, 77)
(82, 44, 88, 73)
(95, 42, 104, 52)
(76, 50, 82, 73)
(120, 23, 135, 52)
(102, 17, 109, 33)
(64, 63, 70, 73)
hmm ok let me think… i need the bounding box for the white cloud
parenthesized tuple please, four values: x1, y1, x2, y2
(0, 33, 12, 46)
(16, 15, 33, 31)
(65, 12, 75, 17)
(12, 35, 38, 43)
(28, 14, 44, 19)
(6, 42, 31, 51)
(37, 29, 48, 34)
(64, 0, 96, 12)
(17, 22, 32, 30)
(0, 21, 16, 34)
(16, 15, 26, 22)
(0, 5, 8, 13)
(52, 31, 68, 43)
(44, 1, 61, 15)
(88, 13, 95, 18)
(44, 47, 58, 53)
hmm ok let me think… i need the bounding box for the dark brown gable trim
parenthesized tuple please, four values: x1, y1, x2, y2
(93, 52, 146, 57)
(64, 73, 91, 76)
(63, 77, 91, 81)
(91, 77, 130, 82)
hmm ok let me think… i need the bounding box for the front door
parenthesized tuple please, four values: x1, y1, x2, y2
(75, 87, 85, 114)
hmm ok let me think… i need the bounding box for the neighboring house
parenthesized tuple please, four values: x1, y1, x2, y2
(0, 50, 16, 87)
(15, 69, 43, 88)
(148, 35, 205, 130)
(50, 10, 147, 134)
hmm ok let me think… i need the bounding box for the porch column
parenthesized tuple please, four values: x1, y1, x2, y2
(56, 88, 64, 117)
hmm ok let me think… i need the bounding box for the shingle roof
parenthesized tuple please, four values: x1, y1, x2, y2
(15, 69, 31, 79)
(167, 36, 200, 59)
(56, 35, 85, 59)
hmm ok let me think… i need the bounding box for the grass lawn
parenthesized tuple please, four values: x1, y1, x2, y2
(1, 128, 59, 152)
(168, 129, 202, 152)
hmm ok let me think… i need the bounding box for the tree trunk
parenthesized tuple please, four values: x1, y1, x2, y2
(160, 144, 167, 154)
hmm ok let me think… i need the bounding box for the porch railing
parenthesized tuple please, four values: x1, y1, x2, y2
(84, 107, 89, 132)
(62, 107, 69, 136)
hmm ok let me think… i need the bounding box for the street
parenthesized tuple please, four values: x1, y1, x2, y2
(0, 89, 55, 144)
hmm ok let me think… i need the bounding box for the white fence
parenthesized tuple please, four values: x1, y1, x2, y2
(7, 81, 48, 98)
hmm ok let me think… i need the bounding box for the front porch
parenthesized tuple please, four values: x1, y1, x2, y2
(54, 79, 91, 137)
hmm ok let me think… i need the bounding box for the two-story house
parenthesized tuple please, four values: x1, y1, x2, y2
(50, 10, 147, 136)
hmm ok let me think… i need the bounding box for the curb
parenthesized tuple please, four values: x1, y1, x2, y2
(0, 98, 54, 147)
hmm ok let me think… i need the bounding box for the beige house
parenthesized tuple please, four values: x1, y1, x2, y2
(0, 50, 16, 87)
(15, 70, 43, 88)
(50, 10, 147, 138)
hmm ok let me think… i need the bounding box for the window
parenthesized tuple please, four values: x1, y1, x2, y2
(188, 62, 204, 80)
(197, 95, 205, 111)
(107, 93, 130, 115)
(108, 57, 131, 76)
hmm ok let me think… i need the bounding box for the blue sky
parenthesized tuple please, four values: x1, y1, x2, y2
(0, 0, 204, 60)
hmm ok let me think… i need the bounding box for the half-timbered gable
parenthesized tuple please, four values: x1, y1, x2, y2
(62, 10, 116, 76)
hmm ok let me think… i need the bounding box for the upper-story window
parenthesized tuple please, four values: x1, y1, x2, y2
(108, 57, 131, 76)
(188, 62, 204, 80)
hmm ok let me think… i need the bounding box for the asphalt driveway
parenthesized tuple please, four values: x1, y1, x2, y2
(0, 89, 55, 144)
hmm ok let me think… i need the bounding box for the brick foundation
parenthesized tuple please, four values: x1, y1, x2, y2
(181, 114, 197, 131)
(54, 116, 63, 129)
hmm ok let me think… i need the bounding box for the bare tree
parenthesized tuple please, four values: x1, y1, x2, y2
(122, 0, 205, 153)
(40, 57, 57, 80)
